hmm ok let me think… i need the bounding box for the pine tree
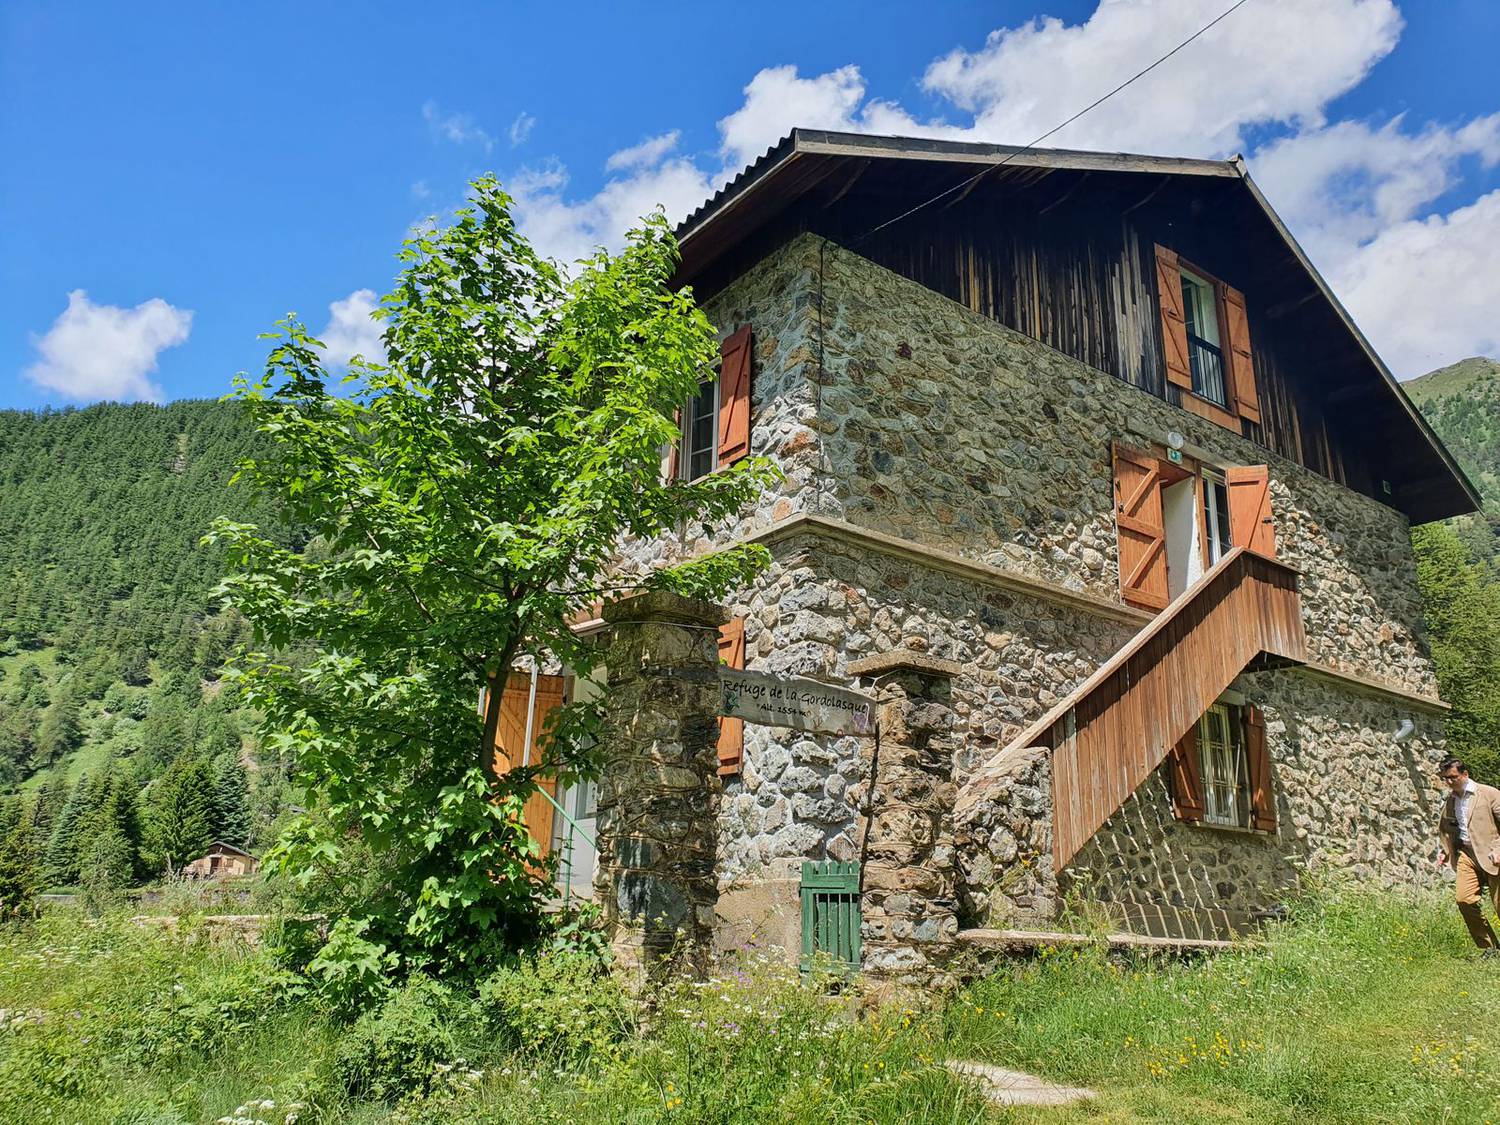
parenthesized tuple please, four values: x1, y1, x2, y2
(0, 803, 41, 918)
(142, 754, 216, 875)
(34, 691, 83, 768)
(42, 774, 95, 887)
(211, 753, 251, 848)
(89, 769, 144, 885)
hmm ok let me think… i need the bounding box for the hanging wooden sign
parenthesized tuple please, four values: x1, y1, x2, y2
(718, 668, 875, 735)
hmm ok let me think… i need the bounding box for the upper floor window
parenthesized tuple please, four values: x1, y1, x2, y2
(1201, 468, 1233, 566)
(1180, 269, 1228, 408)
(1113, 441, 1277, 611)
(1154, 245, 1262, 433)
(665, 324, 754, 483)
(679, 380, 719, 481)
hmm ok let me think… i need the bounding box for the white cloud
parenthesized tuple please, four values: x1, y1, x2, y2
(716, 65, 938, 171)
(509, 111, 536, 147)
(605, 130, 682, 173)
(921, 0, 1402, 155)
(1251, 114, 1500, 266)
(25, 290, 191, 402)
(320, 289, 386, 367)
(1334, 189, 1500, 377)
(511, 157, 717, 269)
(496, 0, 1497, 374)
(423, 100, 495, 152)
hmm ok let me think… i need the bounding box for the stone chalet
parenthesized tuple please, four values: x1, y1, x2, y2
(497, 130, 1480, 983)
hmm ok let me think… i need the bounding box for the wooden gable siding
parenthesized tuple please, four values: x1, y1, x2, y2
(793, 176, 1365, 492)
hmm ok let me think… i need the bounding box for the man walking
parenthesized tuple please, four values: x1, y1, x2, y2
(1436, 756, 1500, 952)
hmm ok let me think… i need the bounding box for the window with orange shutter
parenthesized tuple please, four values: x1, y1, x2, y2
(675, 324, 752, 480)
(1153, 245, 1262, 434)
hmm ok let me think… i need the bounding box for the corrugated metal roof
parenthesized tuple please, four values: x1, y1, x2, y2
(676, 128, 1240, 241)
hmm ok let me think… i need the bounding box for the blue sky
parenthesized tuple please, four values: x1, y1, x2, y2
(3, 0, 1498, 409)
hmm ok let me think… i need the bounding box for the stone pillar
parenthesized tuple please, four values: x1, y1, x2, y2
(848, 651, 962, 989)
(952, 745, 1058, 929)
(595, 590, 728, 984)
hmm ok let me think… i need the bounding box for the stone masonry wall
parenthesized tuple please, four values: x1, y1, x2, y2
(811, 236, 1437, 694)
(712, 527, 1137, 887)
(615, 236, 837, 579)
(1068, 672, 1448, 936)
(610, 231, 1448, 949)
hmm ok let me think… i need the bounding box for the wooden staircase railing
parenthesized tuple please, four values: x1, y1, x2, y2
(993, 547, 1306, 872)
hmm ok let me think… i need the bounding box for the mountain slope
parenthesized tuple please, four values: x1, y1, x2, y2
(1404, 356, 1500, 508)
(0, 400, 270, 792)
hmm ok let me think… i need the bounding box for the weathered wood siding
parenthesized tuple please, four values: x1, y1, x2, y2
(792, 171, 1368, 492)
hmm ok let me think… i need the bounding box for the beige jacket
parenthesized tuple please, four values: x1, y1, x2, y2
(1439, 781, 1500, 876)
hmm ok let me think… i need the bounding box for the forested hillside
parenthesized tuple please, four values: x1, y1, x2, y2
(1406, 356, 1500, 782)
(1, 361, 1499, 901)
(0, 400, 292, 894)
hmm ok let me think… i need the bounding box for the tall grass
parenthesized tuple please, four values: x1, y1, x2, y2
(0, 885, 1494, 1124)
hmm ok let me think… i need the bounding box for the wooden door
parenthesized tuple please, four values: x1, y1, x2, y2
(1114, 443, 1170, 610)
(1226, 465, 1276, 558)
(487, 672, 566, 858)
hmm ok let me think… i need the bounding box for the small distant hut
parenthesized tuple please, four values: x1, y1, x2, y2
(181, 841, 260, 880)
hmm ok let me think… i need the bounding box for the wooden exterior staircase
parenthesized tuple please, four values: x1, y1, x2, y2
(993, 547, 1306, 871)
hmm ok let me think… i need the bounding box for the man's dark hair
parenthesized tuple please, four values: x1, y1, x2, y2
(1440, 756, 1469, 775)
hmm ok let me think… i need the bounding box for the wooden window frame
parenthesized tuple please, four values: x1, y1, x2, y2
(675, 379, 721, 482)
(1155, 246, 1261, 434)
(1174, 257, 1242, 427)
(1170, 700, 1276, 834)
(674, 324, 753, 481)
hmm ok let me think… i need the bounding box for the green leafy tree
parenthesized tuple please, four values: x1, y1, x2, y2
(143, 754, 216, 874)
(1413, 523, 1500, 782)
(208, 177, 775, 976)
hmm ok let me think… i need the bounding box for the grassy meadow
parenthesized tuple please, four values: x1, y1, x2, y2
(0, 886, 1496, 1124)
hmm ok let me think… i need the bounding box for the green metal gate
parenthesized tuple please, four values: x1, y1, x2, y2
(799, 860, 861, 976)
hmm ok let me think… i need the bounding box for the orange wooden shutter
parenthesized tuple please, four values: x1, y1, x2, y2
(666, 408, 680, 481)
(717, 325, 753, 466)
(1226, 465, 1276, 558)
(716, 617, 746, 776)
(1244, 705, 1276, 831)
(487, 672, 566, 858)
(1113, 442, 1170, 611)
(1154, 245, 1193, 391)
(1167, 722, 1205, 822)
(1220, 285, 1262, 424)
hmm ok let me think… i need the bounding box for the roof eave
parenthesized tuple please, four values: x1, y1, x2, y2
(1232, 161, 1483, 521)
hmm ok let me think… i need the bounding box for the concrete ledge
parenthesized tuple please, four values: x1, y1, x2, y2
(959, 926, 1240, 955)
(1292, 659, 1449, 713)
(847, 651, 963, 679)
(750, 513, 1151, 627)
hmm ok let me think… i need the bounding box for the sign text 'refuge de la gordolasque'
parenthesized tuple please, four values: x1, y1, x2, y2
(717, 668, 875, 736)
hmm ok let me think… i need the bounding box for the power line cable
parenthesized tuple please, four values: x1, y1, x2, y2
(850, 0, 1255, 248)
